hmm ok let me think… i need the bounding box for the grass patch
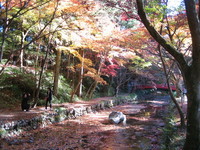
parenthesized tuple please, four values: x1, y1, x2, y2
(161, 103, 185, 150)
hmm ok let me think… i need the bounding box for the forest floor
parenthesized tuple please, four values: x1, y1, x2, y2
(0, 96, 187, 150)
(0, 97, 115, 124)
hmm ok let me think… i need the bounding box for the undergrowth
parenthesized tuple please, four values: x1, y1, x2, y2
(0, 66, 74, 109)
(0, 67, 35, 108)
(161, 103, 185, 150)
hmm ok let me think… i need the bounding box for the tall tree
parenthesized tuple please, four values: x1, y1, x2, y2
(0, 0, 59, 75)
(0, 0, 53, 63)
(53, 48, 62, 96)
(136, 0, 200, 149)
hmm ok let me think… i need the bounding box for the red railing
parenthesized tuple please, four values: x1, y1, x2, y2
(135, 84, 176, 91)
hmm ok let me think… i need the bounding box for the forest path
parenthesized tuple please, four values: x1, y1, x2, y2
(0, 97, 115, 124)
(1, 100, 166, 150)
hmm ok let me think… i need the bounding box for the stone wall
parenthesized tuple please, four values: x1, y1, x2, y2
(0, 98, 135, 138)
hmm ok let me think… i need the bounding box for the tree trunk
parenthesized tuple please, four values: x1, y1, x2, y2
(183, 0, 200, 148)
(53, 49, 62, 96)
(115, 85, 120, 97)
(32, 44, 40, 107)
(108, 76, 114, 96)
(0, 0, 9, 62)
(85, 81, 96, 99)
(76, 49, 84, 97)
(0, 54, 12, 75)
(183, 67, 200, 149)
(20, 34, 25, 70)
(136, 0, 200, 148)
(70, 78, 82, 102)
(160, 54, 185, 127)
(66, 55, 71, 79)
(78, 50, 84, 97)
(32, 46, 49, 108)
(87, 81, 98, 99)
(85, 54, 105, 99)
(158, 35, 185, 127)
(0, 28, 7, 62)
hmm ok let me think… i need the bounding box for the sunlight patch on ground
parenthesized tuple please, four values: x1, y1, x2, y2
(88, 112, 109, 118)
(0, 114, 15, 118)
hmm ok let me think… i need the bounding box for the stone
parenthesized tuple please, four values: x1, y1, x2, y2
(108, 111, 126, 125)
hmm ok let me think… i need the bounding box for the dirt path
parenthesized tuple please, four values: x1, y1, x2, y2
(1, 101, 165, 150)
(0, 97, 115, 124)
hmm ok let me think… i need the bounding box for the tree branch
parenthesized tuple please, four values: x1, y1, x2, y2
(136, 0, 189, 73)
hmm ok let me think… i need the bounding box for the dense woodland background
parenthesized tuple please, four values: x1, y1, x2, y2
(0, 0, 187, 109)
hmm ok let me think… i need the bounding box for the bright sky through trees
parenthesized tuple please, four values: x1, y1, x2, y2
(168, 0, 182, 8)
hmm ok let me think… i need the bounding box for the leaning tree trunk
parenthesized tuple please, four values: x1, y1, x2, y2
(136, 0, 200, 148)
(70, 78, 82, 102)
(85, 55, 105, 99)
(84, 81, 96, 99)
(32, 46, 49, 108)
(158, 45, 185, 127)
(87, 81, 98, 99)
(158, 10, 183, 106)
